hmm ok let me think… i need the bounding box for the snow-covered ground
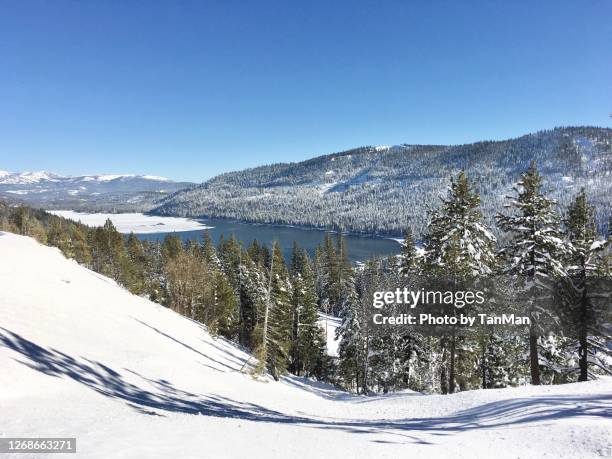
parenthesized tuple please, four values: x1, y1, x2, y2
(48, 210, 211, 234)
(1, 232, 611, 458)
(318, 312, 341, 358)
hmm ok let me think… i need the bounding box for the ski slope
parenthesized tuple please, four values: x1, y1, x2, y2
(0, 232, 611, 458)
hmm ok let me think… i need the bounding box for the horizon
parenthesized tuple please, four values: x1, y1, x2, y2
(1, 1, 611, 182)
(2, 124, 610, 183)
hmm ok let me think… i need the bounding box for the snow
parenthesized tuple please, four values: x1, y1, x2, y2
(77, 174, 171, 182)
(0, 232, 611, 458)
(92, 174, 136, 181)
(0, 171, 174, 185)
(141, 175, 171, 181)
(48, 211, 212, 234)
(317, 313, 341, 357)
(0, 171, 62, 185)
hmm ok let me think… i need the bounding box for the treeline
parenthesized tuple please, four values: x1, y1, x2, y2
(0, 159, 610, 394)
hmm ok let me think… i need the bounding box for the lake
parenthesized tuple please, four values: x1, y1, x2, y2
(137, 218, 401, 264)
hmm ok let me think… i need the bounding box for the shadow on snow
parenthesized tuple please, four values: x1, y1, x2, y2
(1, 325, 610, 444)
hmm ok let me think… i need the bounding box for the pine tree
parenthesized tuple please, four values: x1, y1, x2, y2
(336, 259, 376, 394)
(289, 244, 328, 377)
(398, 227, 417, 277)
(218, 234, 243, 291)
(47, 218, 71, 255)
(125, 233, 147, 294)
(254, 242, 293, 379)
(238, 253, 266, 349)
(424, 170, 496, 276)
(89, 219, 128, 282)
(143, 240, 168, 304)
(423, 170, 497, 393)
(161, 234, 184, 262)
(566, 188, 610, 381)
(497, 161, 570, 385)
(202, 230, 221, 267)
(214, 270, 240, 339)
(70, 225, 92, 266)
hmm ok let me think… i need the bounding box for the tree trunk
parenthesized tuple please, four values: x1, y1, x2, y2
(578, 317, 588, 382)
(440, 340, 448, 394)
(529, 331, 540, 385)
(578, 270, 589, 382)
(448, 332, 456, 394)
(482, 341, 487, 389)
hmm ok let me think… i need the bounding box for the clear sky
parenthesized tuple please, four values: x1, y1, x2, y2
(0, 0, 610, 182)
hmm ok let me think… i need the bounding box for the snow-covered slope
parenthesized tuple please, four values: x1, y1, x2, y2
(0, 171, 193, 212)
(155, 127, 612, 236)
(1, 232, 611, 458)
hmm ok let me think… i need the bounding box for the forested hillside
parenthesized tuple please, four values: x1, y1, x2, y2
(154, 127, 612, 236)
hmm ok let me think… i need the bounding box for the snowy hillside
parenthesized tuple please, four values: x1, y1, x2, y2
(155, 127, 612, 236)
(1, 232, 611, 458)
(0, 171, 193, 212)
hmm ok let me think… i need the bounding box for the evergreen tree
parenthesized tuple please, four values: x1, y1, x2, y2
(47, 219, 71, 255)
(70, 225, 92, 266)
(161, 234, 184, 262)
(289, 244, 329, 377)
(214, 270, 240, 339)
(565, 189, 610, 381)
(125, 233, 147, 294)
(398, 227, 417, 277)
(143, 240, 168, 304)
(423, 170, 497, 393)
(497, 161, 570, 385)
(336, 260, 376, 394)
(202, 230, 221, 267)
(238, 254, 266, 349)
(254, 241, 293, 379)
(89, 219, 129, 282)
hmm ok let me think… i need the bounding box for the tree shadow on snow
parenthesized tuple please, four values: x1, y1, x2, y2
(2, 327, 611, 445)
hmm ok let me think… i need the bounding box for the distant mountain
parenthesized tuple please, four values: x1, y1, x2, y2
(0, 171, 194, 212)
(154, 127, 612, 237)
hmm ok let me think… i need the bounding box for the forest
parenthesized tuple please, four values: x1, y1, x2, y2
(1, 161, 610, 394)
(155, 127, 612, 238)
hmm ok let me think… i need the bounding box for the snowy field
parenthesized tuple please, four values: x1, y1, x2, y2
(48, 210, 211, 234)
(1, 232, 611, 458)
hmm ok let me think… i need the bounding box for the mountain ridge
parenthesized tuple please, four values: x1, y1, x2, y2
(154, 126, 612, 236)
(0, 170, 194, 212)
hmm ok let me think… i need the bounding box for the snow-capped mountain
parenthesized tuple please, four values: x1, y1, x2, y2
(0, 171, 174, 185)
(0, 171, 194, 212)
(0, 170, 65, 185)
(154, 127, 612, 236)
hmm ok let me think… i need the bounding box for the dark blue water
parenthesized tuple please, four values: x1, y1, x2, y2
(137, 218, 400, 264)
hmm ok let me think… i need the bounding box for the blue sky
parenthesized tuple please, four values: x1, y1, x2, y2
(0, 1, 610, 182)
